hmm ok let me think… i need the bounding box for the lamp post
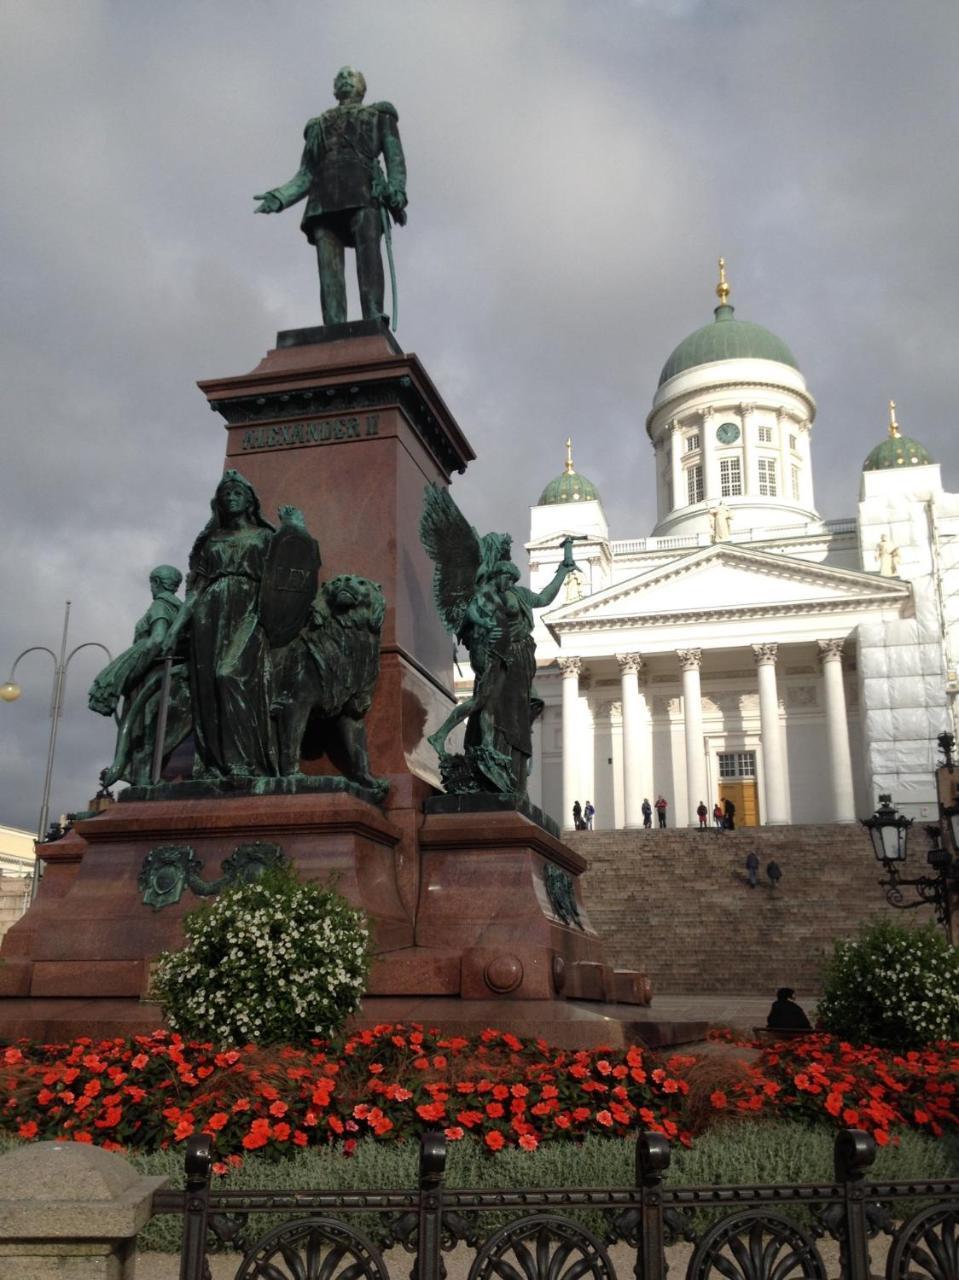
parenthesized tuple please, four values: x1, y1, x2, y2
(861, 733, 959, 942)
(0, 602, 111, 892)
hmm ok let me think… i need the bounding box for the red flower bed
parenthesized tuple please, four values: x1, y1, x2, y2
(738, 1035, 959, 1145)
(1, 1026, 956, 1168)
(0, 1024, 691, 1167)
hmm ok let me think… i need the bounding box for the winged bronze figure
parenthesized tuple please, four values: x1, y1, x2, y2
(420, 482, 579, 800)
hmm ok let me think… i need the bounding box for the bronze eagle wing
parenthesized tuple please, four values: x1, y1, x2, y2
(419, 483, 482, 638)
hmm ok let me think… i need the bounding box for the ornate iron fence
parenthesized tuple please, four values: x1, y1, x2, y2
(155, 1128, 959, 1280)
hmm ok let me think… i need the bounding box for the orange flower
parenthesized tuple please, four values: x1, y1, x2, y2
(416, 1102, 446, 1122)
(710, 1091, 728, 1109)
(207, 1112, 230, 1131)
(484, 1130, 506, 1150)
(518, 1133, 539, 1150)
(596, 1110, 614, 1127)
(444, 1126, 465, 1140)
(17, 1120, 37, 1139)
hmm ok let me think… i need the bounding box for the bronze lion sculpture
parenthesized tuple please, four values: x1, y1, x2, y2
(273, 574, 388, 801)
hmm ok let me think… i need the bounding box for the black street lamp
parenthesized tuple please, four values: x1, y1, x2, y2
(861, 732, 959, 939)
(861, 794, 912, 866)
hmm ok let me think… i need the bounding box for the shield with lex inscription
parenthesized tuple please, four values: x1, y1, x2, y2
(259, 523, 321, 647)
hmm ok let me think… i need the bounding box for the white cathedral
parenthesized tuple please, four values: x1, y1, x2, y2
(520, 263, 959, 831)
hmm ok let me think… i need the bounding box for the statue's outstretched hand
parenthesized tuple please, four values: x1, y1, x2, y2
(254, 192, 282, 214)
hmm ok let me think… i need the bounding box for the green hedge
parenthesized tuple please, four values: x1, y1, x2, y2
(136, 1123, 959, 1253)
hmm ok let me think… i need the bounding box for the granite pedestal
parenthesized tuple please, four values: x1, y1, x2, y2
(0, 326, 659, 1047)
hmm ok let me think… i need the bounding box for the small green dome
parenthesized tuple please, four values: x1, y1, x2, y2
(863, 402, 934, 471)
(538, 470, 600, 505)
(863, 435, 934, 471)
(658, 303, 800, 387)
(538, 439, 600, 505)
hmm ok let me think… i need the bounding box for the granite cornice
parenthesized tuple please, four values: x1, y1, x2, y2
(206, 368, 473, 477)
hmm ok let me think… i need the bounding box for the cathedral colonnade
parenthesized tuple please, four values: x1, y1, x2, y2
(555, 638, 857, 829)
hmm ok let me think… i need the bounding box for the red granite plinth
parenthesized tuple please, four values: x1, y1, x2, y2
(0, 793, 409, 1004)
(0, 329, 661, 1046)
(0, 997, 703, 1050)
(406, 809, 650, 1005)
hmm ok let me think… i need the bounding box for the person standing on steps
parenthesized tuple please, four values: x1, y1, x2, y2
(641, 798, 652, 829)
(723, 796, 736, 830)
(654, 795, 668, 828)
(767, 860, 782, 888)
(584, 800, 595, 830)
(745, 851, 759, 887)
(696, 800, 708, 830)
(713, 801, 724, 830)
(572, 800, 583, 830)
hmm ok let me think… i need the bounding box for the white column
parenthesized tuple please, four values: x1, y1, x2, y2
(617, 653, 644, 828)
(670, 421, 683, 512)
(677, 649, 707, 827)
(610, 701, 625, 830)
(753, 643, 788, 824)
(527, 714, 543, 810)
(740, 402, 755, 502)
(818, 638, 856, 822)
(800, 423, 815, 511)
(778, 409, 792, 505)
(701, 405, 719, 503)
(559, 657, 582, 830)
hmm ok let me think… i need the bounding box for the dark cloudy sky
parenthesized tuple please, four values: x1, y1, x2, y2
(1, 0, 957, 833)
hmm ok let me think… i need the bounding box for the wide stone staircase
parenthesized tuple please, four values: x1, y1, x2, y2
(567, 824, 935, 996)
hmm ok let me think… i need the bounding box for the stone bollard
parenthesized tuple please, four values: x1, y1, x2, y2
(0, 1140, 167, 1278)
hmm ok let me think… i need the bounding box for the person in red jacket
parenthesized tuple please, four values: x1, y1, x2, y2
(654, 795, 668, 828)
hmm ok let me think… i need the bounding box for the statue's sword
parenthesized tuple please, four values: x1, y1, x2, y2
(380, 202, 399, 331)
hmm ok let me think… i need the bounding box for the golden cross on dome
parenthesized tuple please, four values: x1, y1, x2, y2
(716, 257, 730, 305)
(564, 437, 575, 475)
(888, 400, 901, 439)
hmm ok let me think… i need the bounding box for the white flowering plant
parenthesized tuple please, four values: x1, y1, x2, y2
(817, 919, 959, 1050)
(150, 866, 371, 1046)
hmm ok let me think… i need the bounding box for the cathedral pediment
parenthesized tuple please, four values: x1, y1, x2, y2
(543, 544, 910, 632)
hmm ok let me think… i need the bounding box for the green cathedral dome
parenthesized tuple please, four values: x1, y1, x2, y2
(658, 303, 800, 387)
(538, 439, 600, 505)
(863, 402, 934, 471)
(658, 260, 799, 388)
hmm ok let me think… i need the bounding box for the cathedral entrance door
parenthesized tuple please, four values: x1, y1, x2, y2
(716, 749, 759, 827)
(718, 780, 759, 827)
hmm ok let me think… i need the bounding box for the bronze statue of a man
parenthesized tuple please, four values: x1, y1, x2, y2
(254, 67, 407, 326)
